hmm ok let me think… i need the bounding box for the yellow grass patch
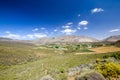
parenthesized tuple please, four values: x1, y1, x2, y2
(76, 46, 120, 55)
(90, 46, 120, 53)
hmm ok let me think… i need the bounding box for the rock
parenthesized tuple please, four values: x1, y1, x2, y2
(67, 63, 94, 77)
(75, 72, 106, 80)
(40, 75, 55, 80)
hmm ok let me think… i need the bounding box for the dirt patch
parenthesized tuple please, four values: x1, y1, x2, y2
(75, 52, 95, 55)
(90, 46, 120, 53)
(75, 46, 120, 55)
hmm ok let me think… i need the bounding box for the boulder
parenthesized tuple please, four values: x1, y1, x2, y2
(75, 72, 106, 80)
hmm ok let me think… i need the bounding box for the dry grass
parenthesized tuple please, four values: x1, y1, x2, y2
(90, 46, 120, 53)
(76, 46, 120, 55)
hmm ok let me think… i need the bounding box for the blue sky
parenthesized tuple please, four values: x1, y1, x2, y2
(0, 0, 120, 40)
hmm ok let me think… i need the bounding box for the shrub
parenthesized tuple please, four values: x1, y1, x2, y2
(95, 62, 120, 78)
(59, 68, 65, 73)
(103, 52, 120, 60)
(111, 52, 120, 60)
(75, 71, 106, 80)
(59, 73, 67, 80)
(114, 40, 120, 47)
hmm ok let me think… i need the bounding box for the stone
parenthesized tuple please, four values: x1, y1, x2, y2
(75, 72, 106, 80)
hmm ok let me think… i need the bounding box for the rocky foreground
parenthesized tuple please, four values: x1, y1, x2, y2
(40, 57, 120, 80)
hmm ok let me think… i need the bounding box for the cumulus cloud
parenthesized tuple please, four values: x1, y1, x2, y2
(3, 31, 47, 40)
(62, 22, 73, 29)
(3, 32, 21, 39)
(32, 28, 39, 32)
(26, 34, 33, 39)
(54, 29, 58, 32)
(67, 22, 73, 25)
(34, 33, 47, 38)
(26, 33, 47, 39)
(109, 29, 120, 32)
(91, 8, 104, 13)
(62, 25, 70, 29)
(78, 20, 88, 26)
(77, 27, 81, 30)
(61, 29, 76, 35)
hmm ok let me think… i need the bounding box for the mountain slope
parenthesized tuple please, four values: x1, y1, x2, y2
(0, 37, 13, 41)
(0, 37, 34, 45)
(103, 35, 120, 42)
(35, 35, 99, 44)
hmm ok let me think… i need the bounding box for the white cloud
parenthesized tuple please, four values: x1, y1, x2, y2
(62, 25, 70, 29)
(61, 29, 76, 35)
(3, 33, 21, 39)
(67, 22, 73, 25)
(91, 8, 104, 13)
(26, 34, 34, 39)
(109, 29, 120, 32)
(3, 31, 21, 39)
(34, 33, 47, 38)
(3, 30, 47, 40)
(77, 27, 81, 30)
(54, 29, 58, 32)
(78, 20, 88, 26)
(26, 33, 47, 39)
(62, 22, 73, 29)
(32, 28, 39, 32)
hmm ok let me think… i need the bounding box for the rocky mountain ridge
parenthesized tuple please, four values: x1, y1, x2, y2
(0, 35, 120, 44)
(103, 35, 120, 42)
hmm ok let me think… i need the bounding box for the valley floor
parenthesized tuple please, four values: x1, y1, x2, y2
(0, 43, 120, 80)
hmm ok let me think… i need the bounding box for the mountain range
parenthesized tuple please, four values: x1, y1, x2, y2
(0, 35, 120, 44)
(103, 35, 120, 42)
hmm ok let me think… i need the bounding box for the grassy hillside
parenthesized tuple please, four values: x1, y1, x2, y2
(0, 42, 120, 80)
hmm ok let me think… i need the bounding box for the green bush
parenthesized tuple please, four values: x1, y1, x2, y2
(59, 73, 67, 80)
(113, 40, 120, 47)
(95, 62, 120, 78)
(59, 68, 65, 73)
(103, 52, 120, 60)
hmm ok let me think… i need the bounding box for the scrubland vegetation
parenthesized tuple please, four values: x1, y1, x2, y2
(0, 41, 120, 80)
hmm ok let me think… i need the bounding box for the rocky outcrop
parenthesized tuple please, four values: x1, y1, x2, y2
(67, 63, 94, 77)
(75, 72, 106, 80)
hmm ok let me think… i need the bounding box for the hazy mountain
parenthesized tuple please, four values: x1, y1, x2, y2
(0, 37, 34, 45)
(1, 35, 120, 45)
(103, 35, 120, 42)
(35, 35, 99, 44)
(0, 37, 13, 41)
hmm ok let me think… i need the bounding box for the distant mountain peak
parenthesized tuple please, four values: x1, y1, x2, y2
(104, 35, 120, 42)
(35, 35, 99, 44)
(0, 37, 13, 41)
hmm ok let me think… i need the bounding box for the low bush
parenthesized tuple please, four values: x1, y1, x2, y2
(103, 52, 120, 60)
(95, 62, 120, 78)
